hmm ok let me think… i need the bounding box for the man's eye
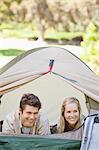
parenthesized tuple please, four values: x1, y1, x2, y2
(27, 112, 31, 114)
(34, 112, 38, 115)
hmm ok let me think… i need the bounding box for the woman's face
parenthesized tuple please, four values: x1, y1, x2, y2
(64, 102, 80, 126)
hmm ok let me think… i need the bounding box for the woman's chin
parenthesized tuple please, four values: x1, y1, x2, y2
(69, 121, 77, 126)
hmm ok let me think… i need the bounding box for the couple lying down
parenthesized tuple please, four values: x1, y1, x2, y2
(2, 93, 84, 139)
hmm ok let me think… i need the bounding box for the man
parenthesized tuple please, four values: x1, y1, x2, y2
(2, 93, 51, 135)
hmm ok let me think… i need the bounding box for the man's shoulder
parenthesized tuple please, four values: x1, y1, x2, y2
(39, 112, 48, 120)
(5, 110, 19, 122)
(36, 112, 50, 135)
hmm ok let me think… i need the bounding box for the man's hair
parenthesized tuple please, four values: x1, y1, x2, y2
(20, 93, 41, 111)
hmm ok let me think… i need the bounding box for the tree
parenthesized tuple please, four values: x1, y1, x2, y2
(0, 0, 99, 40)
(81, 22, 99, 76)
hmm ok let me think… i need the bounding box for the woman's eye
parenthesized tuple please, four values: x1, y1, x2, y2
(74, 110, 77, 113)
(67, 111, 71, 113)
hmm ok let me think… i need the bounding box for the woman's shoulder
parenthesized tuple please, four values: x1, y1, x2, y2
(80, 114, 85, 125)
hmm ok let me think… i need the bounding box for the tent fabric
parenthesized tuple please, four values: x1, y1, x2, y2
(47, 126, 83, 140)
(88, 124, 99, 150)
(0, 46, 99, 103)
(80, 113, 99, 150)
(0, 74, 42, 94)
(0, 134, 81, 150)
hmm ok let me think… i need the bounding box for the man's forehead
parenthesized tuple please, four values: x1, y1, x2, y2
(24, 105, 39, 112)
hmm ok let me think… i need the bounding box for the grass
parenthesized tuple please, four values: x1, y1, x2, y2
(45, 31, 83, 40)
(0, 22, 83, 57)
(0, 49, 24, 56)
(0, 22, 83, 40)
(1, 29, 83, 40)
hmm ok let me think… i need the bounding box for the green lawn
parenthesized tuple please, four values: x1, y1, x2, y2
(0, 49, 24, 56)
(0, 22, 83, 40)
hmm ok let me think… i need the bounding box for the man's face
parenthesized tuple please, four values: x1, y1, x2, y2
(20, 105, 39, 128)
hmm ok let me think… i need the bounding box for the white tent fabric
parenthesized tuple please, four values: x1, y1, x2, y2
(0, 46, 99, 102)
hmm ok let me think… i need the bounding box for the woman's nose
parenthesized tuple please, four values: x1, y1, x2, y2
(70, 112, 74, 117)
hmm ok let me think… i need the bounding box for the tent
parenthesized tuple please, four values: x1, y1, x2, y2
(0, 46, 99, 149)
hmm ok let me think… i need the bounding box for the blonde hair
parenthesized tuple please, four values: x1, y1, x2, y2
(58, 97, 81, 133)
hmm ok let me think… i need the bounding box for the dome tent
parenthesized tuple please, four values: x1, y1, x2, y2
(0, 46, 99, 150)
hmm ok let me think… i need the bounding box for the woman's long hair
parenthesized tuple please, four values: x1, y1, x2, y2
(58, 97, 81, 133)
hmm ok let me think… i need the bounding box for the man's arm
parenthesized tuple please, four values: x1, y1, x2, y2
(37, 113, 51, 135)
(2, 114, 15, 134)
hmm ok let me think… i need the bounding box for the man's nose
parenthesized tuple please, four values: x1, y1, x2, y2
(30, 114, 35, 119)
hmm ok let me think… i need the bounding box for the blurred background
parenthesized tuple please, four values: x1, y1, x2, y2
(0, 0, 99, 75)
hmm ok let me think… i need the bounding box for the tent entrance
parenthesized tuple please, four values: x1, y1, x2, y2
(0, 73, 88, 124)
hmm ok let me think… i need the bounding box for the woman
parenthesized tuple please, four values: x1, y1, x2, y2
(58, 97, 83, 133)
